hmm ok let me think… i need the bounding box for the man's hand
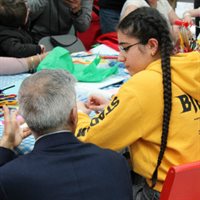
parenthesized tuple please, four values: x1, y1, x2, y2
(63, 0, 81, 14)
(0, 106, 31, 150)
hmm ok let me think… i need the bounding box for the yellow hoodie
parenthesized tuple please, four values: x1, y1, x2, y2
(75, 51, 200, 192)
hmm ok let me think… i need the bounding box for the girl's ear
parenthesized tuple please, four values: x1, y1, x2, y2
(147, 38, 159, 56)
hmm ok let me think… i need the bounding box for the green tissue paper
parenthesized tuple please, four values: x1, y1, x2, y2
(37, 47, 118, 82)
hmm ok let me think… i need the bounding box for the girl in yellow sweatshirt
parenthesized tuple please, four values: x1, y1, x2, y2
(76, 7, 200, 199)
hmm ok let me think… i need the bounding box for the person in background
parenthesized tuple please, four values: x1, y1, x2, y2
(27, 0, 93, 43)
(0, 0, 45, 58)
(183, 2, 200, 38)
(99, 0, 126, 34)
(76, 7, 200, 199)
(0, 69, 133, 200)
(168, 0, 177, 9)
(0, 53, 46, 75)
(120, 0, 180, 42)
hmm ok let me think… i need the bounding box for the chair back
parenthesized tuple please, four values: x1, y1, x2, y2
(160, 160, 200, 200)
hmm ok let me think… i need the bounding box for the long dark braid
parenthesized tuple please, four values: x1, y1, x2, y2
(118, 7, 173, 188)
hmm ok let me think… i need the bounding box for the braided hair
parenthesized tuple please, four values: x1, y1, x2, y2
(118, 7, 173, 188)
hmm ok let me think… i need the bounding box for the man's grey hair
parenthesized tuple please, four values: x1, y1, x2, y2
(18, 69, 76, 134)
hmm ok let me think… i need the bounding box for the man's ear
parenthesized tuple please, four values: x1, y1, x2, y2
(147, 38, 159, 56)
(69, 106, 78, 133)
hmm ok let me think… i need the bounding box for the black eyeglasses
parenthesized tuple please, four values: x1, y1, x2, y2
(119, 42, 141, 53)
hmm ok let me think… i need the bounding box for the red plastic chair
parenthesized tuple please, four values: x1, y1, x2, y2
(160, 160, 200, 200)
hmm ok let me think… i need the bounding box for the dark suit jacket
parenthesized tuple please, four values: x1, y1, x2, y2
(0, 132, 133, 200)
